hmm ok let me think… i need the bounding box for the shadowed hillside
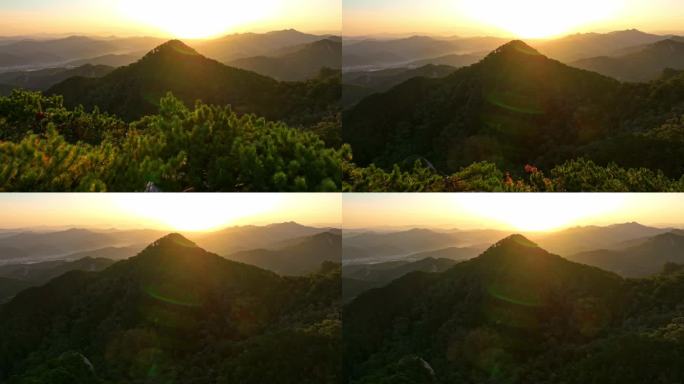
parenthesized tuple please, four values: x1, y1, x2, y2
(344, 234, 684, 383)
(47, 40, 340, 127)
(343, 40, 684, 179)
(0, 233, 341, 383)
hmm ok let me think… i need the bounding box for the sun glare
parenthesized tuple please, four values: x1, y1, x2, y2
(118, 0, 281, 39)
(460, 0, 624, 39)
(113, 194, 284, 232)
(454, 194, 628, 232)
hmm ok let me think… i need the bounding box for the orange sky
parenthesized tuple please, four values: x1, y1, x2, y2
(0, 0, 341, 38)
(0, 194, 341, 232)
(344, 0, 684, 38)
(343, 194, 684, 232)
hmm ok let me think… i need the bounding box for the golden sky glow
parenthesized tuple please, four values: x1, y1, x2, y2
(117, 0, 280, 39)
(0, 194, 341, 232)
(343, 0, 684, 38)
(343, 194, 684, 232)
(0, 0, 341, 38)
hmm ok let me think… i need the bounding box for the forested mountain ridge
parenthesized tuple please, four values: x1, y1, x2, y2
(46, 40, 340, 128)
(343, 40, 684, 182)
(344, 234, 684, 383)
(0, 233, 341, 383)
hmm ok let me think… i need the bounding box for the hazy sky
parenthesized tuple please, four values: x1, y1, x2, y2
(343, 194, 684, 232)
(0, 0, 341, 38)
(0, 194, 342, 232)
(344, 0, 684, 38)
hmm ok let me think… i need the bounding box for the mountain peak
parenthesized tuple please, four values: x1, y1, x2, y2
(490, 40, 542, 57)
(493, 234, 539, 249)
(149, 233, 197, 249)
(144, 40, 199, 59)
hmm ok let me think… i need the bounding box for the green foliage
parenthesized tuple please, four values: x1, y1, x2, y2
(0, 90, 126, 144)
(344, 157, 684, 192)
(0, 91, 342, 191)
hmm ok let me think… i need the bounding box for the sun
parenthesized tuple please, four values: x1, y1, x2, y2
(460, 0, 624, 39)
(454, 194, 627, 232)
(118, 0, 280, 39)
(112, 194, 284, 232)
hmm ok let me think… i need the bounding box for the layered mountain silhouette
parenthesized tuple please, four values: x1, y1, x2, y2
(0, 64, 113, 94)
(47, 40, 339, 123)
(0, 256, 114, 303)
(229, 38, 341, 81)
(0, 228, 164, 261)
(572, 39, 684, 82)
(344, 234, 684, 382)
(344, 40, 684, 176)
(405, 52, 484, 69)
(343, 36, 460, 67)
(342, 257, 458, 301)
(536, 29, 681, 62)
(0, 35, 164, 69)
(225, 230, 341, 275)
(194, 29, 331, 63)
(343, 64, 457, 104)
(0, 233, 340, 383)
(195, 221, 334, 255)
(535, 222, 671, 255)
(568, 231, 684, 277)
(343, 228, 461, 260)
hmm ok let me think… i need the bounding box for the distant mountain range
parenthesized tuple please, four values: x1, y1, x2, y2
(0, 35, 164, 70)
(193, 29, 337, 63)
(568, 231, 684, 277)
(535, 29, 683, 62)
(0, 233, 340, 382)
(343, 36, 470, 68)
(229, 38, 341, 81)
(342, 64, 457, 107)
(343, 228, 463, 261)
(194, 221, 336, 255)
(342, 223, 680, 265)
(0, 222, 339, 266)
(0, 30, 338, 72)
(572, 38, 684, 82)
(0, 257, 114, 303)
(342, 30, 683, 70)
(342, 257, 458, 301)
(344, 234, 684, 382)
(0, 64, 113, 95)
(0, 228, 164, 263)
(534, 222, 672, 255)
(225, 231, 341, 275)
